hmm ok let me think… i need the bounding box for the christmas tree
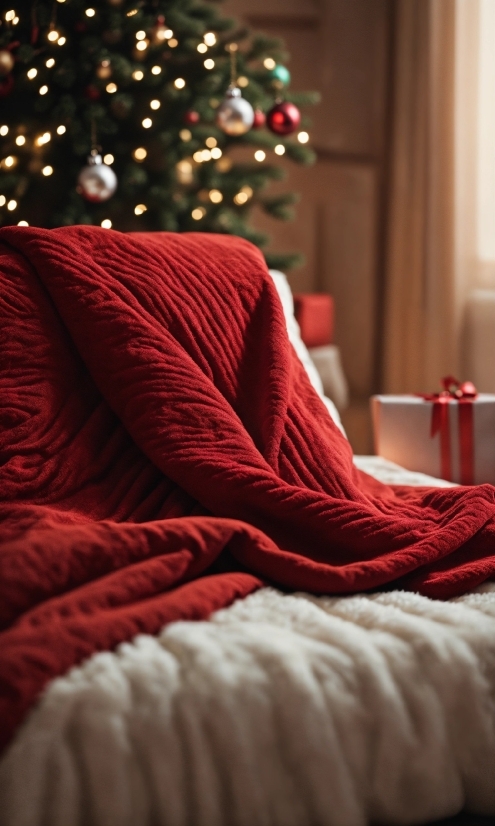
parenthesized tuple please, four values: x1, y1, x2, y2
(0, 0, 318, 269)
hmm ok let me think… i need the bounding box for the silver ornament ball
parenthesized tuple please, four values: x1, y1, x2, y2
(216, 86, 254, 136)
(78, 153, 117, 202)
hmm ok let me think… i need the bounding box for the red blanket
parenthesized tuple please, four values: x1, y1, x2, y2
(2, 226, 495, 753)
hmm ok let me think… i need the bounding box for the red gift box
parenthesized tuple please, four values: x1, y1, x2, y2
(293, 293, 334, 349)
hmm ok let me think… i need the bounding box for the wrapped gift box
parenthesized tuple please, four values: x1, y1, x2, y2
(371, 394, 495, 485)
(293, 293, 334, 348)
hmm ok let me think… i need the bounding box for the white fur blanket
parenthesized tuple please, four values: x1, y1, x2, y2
(1, 458, 495, 826)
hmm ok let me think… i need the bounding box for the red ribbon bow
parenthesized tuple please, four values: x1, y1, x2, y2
(419, 376, 477, 484)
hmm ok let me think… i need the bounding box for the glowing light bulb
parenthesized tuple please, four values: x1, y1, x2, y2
(151, 66, 161, 75)
(234, 192, 248, 205)
(127, 8, 138, 15)
(254, 150, 266, 162)
(204, 32, 216, 46)
(101, 219, 112, 228)
(136, 40, 148, 51)
(197, 43, 207, 53)
(47, 30, 59, 41)
(174, 77, 185, 89)
(133, 147, 147, 161)
(0, 126, 8, 136)
(85, 8, 95, 17)
(27, 68, 37, 79)
(15, 135, 25, 146)
(17, 220, 29, 226)
(263, 57, 276, 70)
(274, 144, 285, 155)
(56, 125, 66, 135)
(241, 185, 253, 197)
(57, 36, 66, 45)
(237, 76, 249, 88)
(297, 131, 309, 143)
(150, 99, 161, 110)
(201, 149, 212, 161)
(179, 129, 192, 141)
(132, 70, 144, 80)
(192, 207, 206, 220)
(103, 154, 114, 164)
(4, 156, 15, 167)
(163, 29, 173, 39)
(210, 147, 222, 159)
(142, 118, 152, 129)
(193, 151, 204, 163)
(134, 204, 147, 215)
(106, 82, 117, 93)
(168, 38, 178, 48)
(39, 85, 48, 95)
(0, 196, 5, 205)
(36, 132, 51, 145)
(46, 58, 55, 68)
(204, 59, 215, 70)
(5, 10, 15, 22)
(135, 30, 146, 39)
(42, 165, 53, 176)
(12, 16, 19, 24)
(7, 199, 17, 210)
(56, 0, 66, 3)
(205, 137, 217, 148)
(209, 189, 223, 203)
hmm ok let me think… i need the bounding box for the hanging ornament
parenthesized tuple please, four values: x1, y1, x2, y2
(183, 110, 200, 125)
(96, 59, 112, 80)
(252, 109, 266, 129)
(216, 46, 254, 137)
(269, 64, 291, 88)
(0, 50, 15, 78)
(77, 149, 117, 202)
(152, 16, 168, 45)
(266, 101, 300, 136)
(0, 74, 14, 97)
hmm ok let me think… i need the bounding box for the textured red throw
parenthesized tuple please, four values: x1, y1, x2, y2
(2, 226, 495, 752)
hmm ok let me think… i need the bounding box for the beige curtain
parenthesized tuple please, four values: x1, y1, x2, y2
(382, 0, 458, 393)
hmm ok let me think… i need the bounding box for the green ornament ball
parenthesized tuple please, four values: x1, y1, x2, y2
(270, 64, 291, 86)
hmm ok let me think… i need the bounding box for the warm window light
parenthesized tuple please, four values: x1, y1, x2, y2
(7, 199, 17, 210)
(204, 59, 215, 70)
(274, 144, 285, 155)
(142, 118, 152, 128)
(263, 57, 276, 70)
(85, 8, 95, 17)
(4, 156, 15, 167)
(179, 129, 191, 141)
(39, 85, 48, 95)
(27, 68, 37, 79)
(46, 58, 55, 68)
(150, 99, 160, 110)
(192, 207, 206, 220)
(56, 124, 66, 135)
(297, 131, 309, 143)
(209, 189, 223, 203)
(106, 82, 117, 93)
(136, 40, 148, 51)
(0, 196, 5, 206)
(103, 154, 114, 164)
(15, 135, 25, 146)
(168, 38, 178, 48)
(42, 165, 53, 176)
(57, 36, 66, 45)
(237, 76, 249, 88)
(197, 43, 207, 54)
(18, 220, 29, 226)
(204, 32, 216, 46)
(133, 147, 147, 161)
(0, 126, 8, 136)
(132, 70, 144, 80)
(5, 10, 15, 22)
(101, 219, 112, 228)
(210, 147, 222, 159)
(205, 137, 217, 148)
(47, 30, 59, 41)
(135, 30, 146, 39)
(134, 204, 147, 215)
(174, 77, 185, 89)
(151, 65, 161, 75)
(254, 150, 266, 162)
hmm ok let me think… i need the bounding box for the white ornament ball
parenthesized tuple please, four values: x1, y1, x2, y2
(77, 153, 117, 202)
(216, 86, 254, 136)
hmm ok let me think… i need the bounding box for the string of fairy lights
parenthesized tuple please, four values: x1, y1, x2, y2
(0, 4, 312, 228)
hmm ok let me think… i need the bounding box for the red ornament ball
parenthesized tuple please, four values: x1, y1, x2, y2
(183, 110, 200, 125)
(266, 101, 301, 136)
(252, 109, 266, 129)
